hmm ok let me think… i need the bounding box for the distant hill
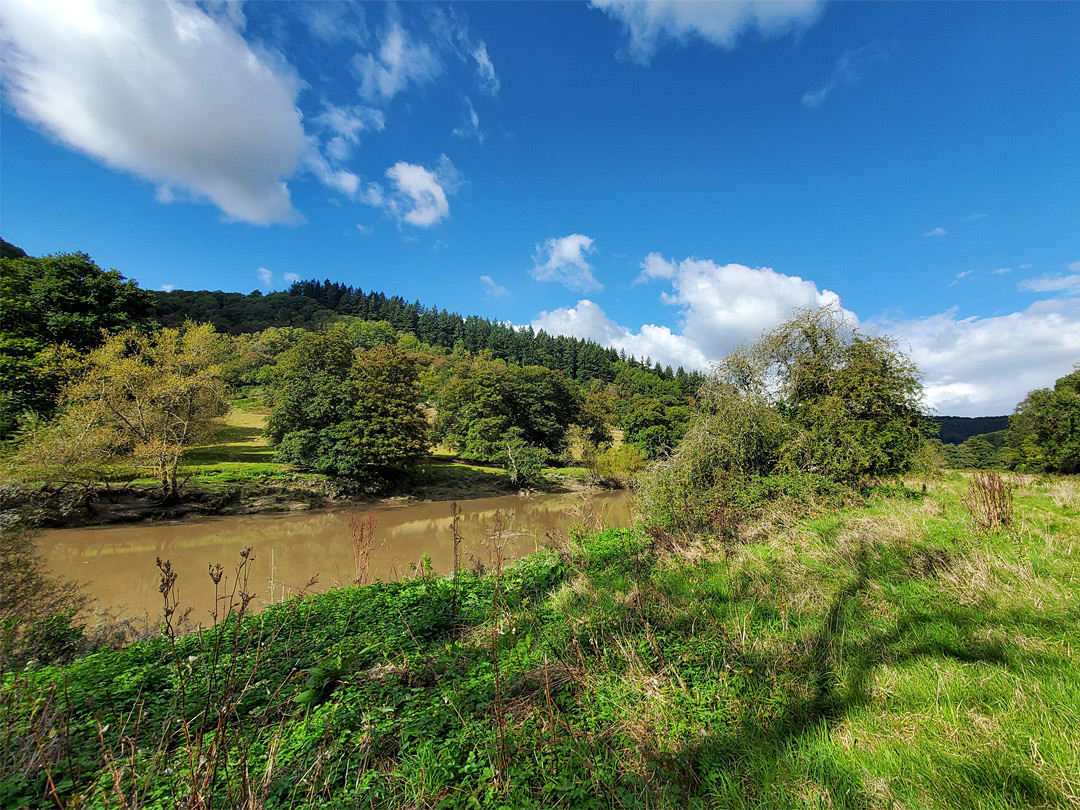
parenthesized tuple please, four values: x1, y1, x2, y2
(930, 415, 1010, 444)
(1, 238, 29, 259)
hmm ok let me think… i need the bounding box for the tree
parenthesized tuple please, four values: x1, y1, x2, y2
(0, 252, 154, 435)
(349, 345, 430, 469)
(266, 329, 429, 477)
(435, 359, 582, 462)
(1005, 364, 1080, 473)
(639, 305, 931, 536)
(48, 323, 229, 497)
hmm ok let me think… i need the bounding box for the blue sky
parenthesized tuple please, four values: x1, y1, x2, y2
(2, 0, 1078, 416)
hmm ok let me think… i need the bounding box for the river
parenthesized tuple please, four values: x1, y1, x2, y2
(41, 490, 634, 623)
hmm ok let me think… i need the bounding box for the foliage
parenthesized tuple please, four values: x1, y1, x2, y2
(640, 305, 931, 536)
(502, 438, 548, 489)
(1005, 364, 1080, 473)
(3, 480, 1078, 808)
(0, 518, 88, 671)
(266, 329, 429, 477)
(435, 358, 582, 462)
(586, 443, 649, 488)
(13, 323, 230, 497)
(0, 252, 153, 436)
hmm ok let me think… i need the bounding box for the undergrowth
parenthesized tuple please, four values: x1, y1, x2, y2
(2, 475, 1078, 808)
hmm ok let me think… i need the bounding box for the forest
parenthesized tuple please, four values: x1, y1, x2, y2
(2, 243, 1079, 809)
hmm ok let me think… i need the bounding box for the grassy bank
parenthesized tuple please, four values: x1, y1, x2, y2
(9, 409, 596, 528)
(3, 474, 1078, 808)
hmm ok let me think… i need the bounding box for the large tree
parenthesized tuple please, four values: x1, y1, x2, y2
(1005, 364, 1080, 473)
(0, 252, 153, 436)
(640, 305, 931, 536)
(266, 329, 429, 477)
(20, 322, 230, 497)
(435, 358, 582, 462)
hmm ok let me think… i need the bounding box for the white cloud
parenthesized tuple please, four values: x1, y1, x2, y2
(353, 20, 441, 102)
(531, 299, 709, 371)
(1020, 264, 1034, 270)
(803, 43, 884, 109)
(472, 41, 500, 96)
(992, 267, 1012, 275)
(452, 97, 484, 143)
(356, 223, 373, 235)
(638, 253, 843, 359)
(532, 235, 603, 293)
(161, 283, 176, 293)
(964, 213, 988, 221)
(367, 154, 460, 228)
(257, 267, 273, 287)
(925, 227, 947, 237)
(591, 0, 824, 65)
(1019, 273, 1080, 295)
(0, 0, 306, 225)
(480, 275, 509, 298)
(283, 272, 300, 284)
(314, 103, 385, 163)
(881, 300, 1080, 416)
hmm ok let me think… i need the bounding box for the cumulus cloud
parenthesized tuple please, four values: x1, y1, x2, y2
(532, 299, 709, 371)
(802, 43, 884, 109)
(256, 267, 273, 287)
(638, 253, 843, 359)
(591, 0, 824, 65)
(532, 235, 602, 292)
(365, 154, 460, 228)
(925, 227, 947, 237)
(353, 20, 441, 102)
(480, 275, 509, 298)
(472, 41, 500, 95)
(880, 300, 1080, 416)
(283, 272, 300, 284)
(452, 97, 484, 143)
(161, 283, 176, 293)
(0, 0, 308, 225)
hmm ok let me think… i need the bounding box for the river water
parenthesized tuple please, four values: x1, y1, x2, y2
(40, 490, 633, 623)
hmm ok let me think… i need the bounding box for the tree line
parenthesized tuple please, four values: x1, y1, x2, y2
(1, 242, 1077, 489)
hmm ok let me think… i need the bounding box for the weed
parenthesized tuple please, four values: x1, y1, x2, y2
(348, 510, 377, 586)
(961, 471, 1014, 529)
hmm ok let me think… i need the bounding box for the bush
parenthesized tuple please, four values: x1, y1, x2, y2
(0, 520, 88, 670)
(502, 438, 547, 488)
(639, 305, 929, 538)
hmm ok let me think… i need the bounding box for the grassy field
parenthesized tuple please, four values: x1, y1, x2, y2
(3, 473, 1077, 808)
(179, 408, 588, 496)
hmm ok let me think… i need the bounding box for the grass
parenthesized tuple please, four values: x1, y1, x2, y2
(4, 474, 1078, 808)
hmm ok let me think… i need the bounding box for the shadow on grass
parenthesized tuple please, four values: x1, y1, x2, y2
(184, 426, 276, 465)
(616, 539, 1069, 808)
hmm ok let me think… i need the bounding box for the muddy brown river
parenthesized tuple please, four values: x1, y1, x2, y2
(41, 491, 633, 623)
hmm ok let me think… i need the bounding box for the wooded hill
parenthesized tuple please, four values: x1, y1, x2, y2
(153, 280, 704, 392)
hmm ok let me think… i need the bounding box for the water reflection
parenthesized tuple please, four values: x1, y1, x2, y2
(41, 491, 632, 622)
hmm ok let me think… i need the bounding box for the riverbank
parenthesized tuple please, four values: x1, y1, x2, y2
(5, 474, 1077, 808)
(10, 461, 602, 529)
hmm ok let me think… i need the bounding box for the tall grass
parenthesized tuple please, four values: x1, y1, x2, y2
(2, 475, 1078, 808)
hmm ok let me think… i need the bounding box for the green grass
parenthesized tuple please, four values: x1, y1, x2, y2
(4, 474, 1078, 808)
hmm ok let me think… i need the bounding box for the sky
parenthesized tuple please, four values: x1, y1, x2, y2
(1, 0, 1078, 417)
